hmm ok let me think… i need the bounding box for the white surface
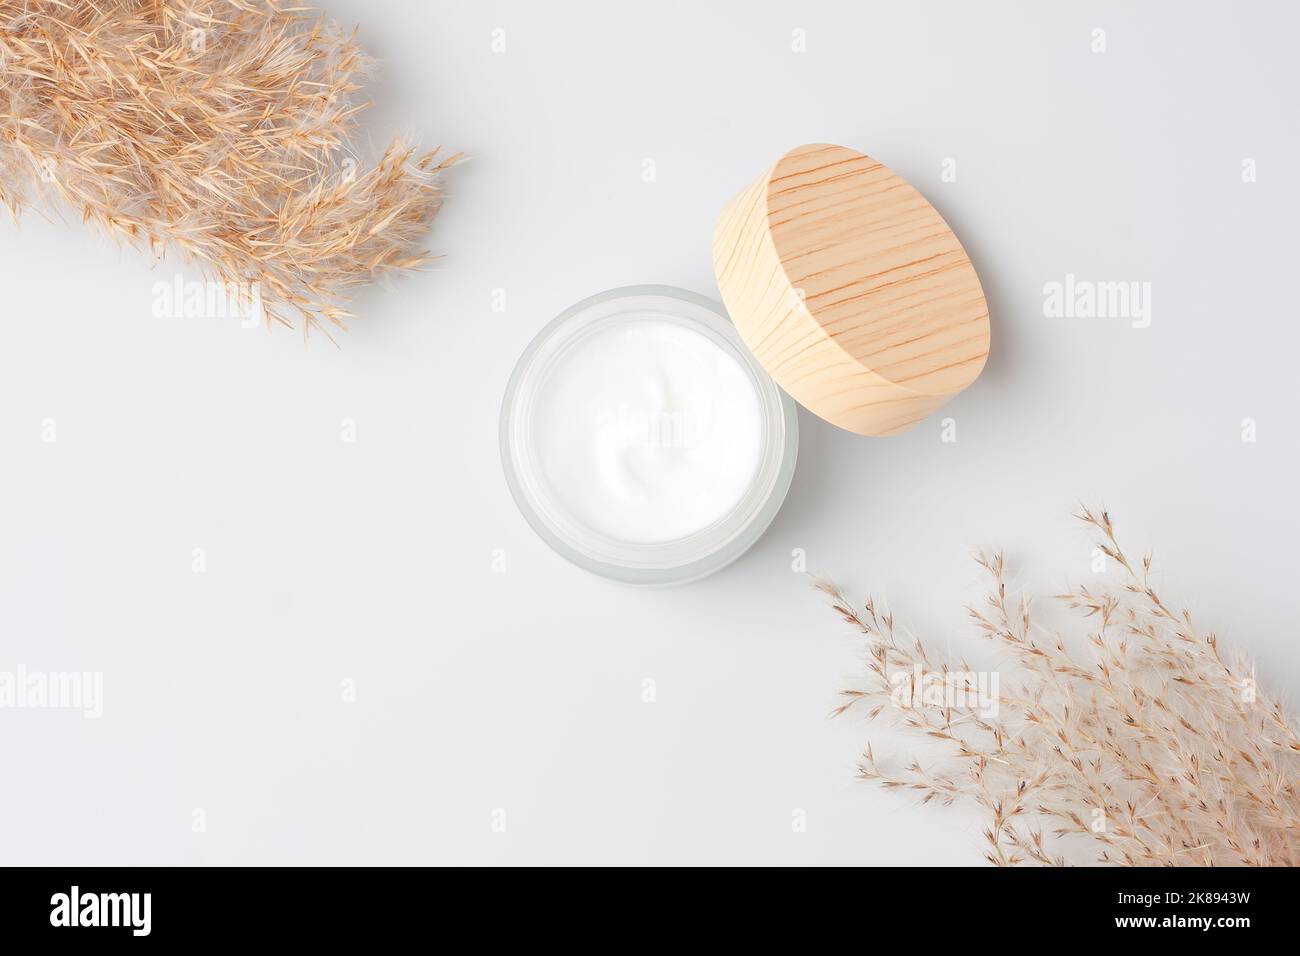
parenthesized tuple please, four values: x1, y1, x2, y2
(2, 0, 1298, 865)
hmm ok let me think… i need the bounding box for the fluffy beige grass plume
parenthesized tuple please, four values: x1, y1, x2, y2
(822, 507, 1300, 866)
(0, 0, 455, 335)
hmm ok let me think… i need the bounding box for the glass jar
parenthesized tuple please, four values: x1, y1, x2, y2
(500, 285, 798, 586)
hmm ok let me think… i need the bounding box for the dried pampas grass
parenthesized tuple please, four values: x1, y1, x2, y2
(821, 507, 1300, 866)
(0, 0, 455, 335)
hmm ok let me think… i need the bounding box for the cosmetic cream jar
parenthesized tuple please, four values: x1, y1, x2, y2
(500, 286, 799, 586)
(500, 143, 992, 586)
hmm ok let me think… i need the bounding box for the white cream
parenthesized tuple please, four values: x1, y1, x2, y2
(530, 317, 764, 544)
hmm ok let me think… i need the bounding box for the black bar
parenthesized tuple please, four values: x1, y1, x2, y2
(0, 866, 1288, 942)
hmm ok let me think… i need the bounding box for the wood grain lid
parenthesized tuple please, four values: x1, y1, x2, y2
(713, 143, 990, 437)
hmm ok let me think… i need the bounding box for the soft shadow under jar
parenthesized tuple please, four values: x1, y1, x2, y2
(500, 285, 798, 586)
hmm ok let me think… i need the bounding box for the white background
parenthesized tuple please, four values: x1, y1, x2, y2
(2, 0, 1297, 865)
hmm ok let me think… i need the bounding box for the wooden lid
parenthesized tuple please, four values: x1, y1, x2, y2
(713, 144, 990, 437)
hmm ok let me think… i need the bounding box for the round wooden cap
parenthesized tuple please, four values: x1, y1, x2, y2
(713, 144, 990, 437)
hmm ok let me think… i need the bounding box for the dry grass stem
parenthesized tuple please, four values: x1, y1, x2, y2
(1, 0, 456, 336)
(821, 507, 1300, 866)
